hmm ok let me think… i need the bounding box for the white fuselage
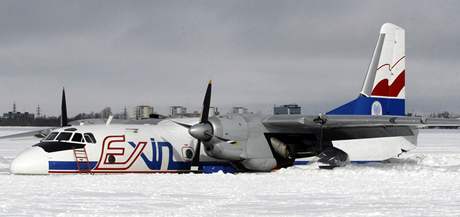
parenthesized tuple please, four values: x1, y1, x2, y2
(10, 118, 418, 174)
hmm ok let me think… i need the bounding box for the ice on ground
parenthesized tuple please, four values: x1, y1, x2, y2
(0, 128, 459, 217)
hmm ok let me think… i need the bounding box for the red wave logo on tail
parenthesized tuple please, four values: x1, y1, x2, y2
(371, 56, 405, 97)
(371, 70, 405, 97)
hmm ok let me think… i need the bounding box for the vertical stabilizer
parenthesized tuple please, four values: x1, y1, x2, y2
(361, 23, 405, 98)
(328, 23, 406, 116)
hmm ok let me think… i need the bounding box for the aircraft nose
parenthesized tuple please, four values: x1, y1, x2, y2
(10, 146, 49, 175)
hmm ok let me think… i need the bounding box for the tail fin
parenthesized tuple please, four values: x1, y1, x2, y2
(328, 23, 406, 116)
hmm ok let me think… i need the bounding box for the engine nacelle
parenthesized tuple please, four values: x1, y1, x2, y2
(209, 114, 249, 142)
(203, 114, 279, 172)
(208, 141, 243, 161)
(203, 114, 249, 160)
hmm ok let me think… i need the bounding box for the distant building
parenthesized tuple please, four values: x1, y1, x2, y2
(36, 105, 41, 118)
(170, 106, 187, 117)
(169, 105, 204, 118)
(232, 107, 248, 114)
(133, 105, 154, 120)
(123, 107, 128, 120)
(2, 102, 35, 120)
(274, 104, 301, 115)
(2, 112, 35, 120)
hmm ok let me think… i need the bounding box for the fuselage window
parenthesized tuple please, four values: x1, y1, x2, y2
(56, 132, 73, 141)
(71, 133, 84, 143)
(84, 133, 97, 143)
(45, 132, 59, 141)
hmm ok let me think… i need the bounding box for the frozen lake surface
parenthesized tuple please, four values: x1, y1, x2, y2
(0, 127, 459, 216)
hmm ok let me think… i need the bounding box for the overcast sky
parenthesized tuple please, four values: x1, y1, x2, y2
(1, 0, 459, 116)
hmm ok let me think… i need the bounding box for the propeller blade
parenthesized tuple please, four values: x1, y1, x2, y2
(171, 120, 192, 129)
(202, 131, 230, 142)
(61, 88, 69, 127)
(191, 140, 201, 167)
(214, 135, 231, 142)
(200, 80, 212, 123)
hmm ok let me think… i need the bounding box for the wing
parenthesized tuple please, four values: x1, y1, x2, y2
(0, 128, 53, 140)
(263, 114, 460, 129)
(262, 114, 460, 144)
(262, 114, 460, 167)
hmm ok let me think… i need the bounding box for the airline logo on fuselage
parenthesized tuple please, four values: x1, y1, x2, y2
(93, 135, 188, 171)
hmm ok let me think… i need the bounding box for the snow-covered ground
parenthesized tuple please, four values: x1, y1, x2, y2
(0, 127, 459, 217)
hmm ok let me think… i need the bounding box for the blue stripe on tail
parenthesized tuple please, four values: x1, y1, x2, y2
(327, 95, 405, 116)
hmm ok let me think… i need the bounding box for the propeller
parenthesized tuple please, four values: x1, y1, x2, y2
(190, 80, 213, 167)
(61, 88, 69, 127)
(172, 80, 230, 169)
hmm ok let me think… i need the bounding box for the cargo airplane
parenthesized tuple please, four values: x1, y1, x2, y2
(9, 23, 460, 174)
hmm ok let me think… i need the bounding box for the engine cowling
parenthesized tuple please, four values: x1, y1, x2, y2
(204, 114, 278, 172)
(202, 115, 249, 160)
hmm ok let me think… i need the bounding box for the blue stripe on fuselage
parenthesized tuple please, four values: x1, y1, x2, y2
(128, 138, 190, 170)
(49, 161, 98, 170)
(48, 161, 234, 172)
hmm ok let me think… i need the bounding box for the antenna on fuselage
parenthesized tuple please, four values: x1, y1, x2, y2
(106, 115, 113, 126)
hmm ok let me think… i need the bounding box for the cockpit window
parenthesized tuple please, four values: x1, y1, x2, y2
(71, 133, 84, 143)
(44, 132, 59, 141)
(84, 133, 97, 143)
(56, 132, 73, 141)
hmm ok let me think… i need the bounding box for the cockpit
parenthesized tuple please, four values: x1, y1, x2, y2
(43, 131, 97, 143)
(34, 128, 97, 153)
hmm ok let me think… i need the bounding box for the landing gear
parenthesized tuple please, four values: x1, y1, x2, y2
(317, 147, 349, 169)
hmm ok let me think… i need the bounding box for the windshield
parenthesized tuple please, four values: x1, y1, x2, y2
(44, 132, 59, 141)
(55, 132, 73, 141)
(34, 131, 96, 152)
(42, 131, 96, 143)
(71, 133, 84, 143)
(84, 133, 97, 143)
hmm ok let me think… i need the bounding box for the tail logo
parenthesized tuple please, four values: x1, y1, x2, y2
(371, 56, 405, 98)
(371, 101, 383, 116)
(371, 70, 405, 97)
